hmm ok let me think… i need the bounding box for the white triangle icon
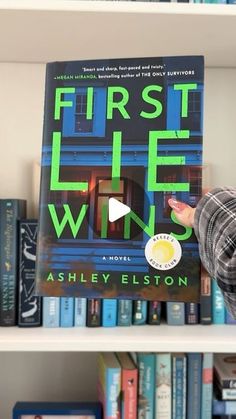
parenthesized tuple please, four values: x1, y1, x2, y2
(108, 198, 131, 222)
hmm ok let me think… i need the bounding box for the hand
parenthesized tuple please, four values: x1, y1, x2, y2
(168, 199, 196, 228)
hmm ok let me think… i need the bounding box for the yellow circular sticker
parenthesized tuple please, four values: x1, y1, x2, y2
(145, 233, 182, 271)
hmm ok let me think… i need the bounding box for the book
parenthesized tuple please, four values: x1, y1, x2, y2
(86, 298, 102, 327)
(201, 353, 213, 419)
(187, 353, 202, 419)
(226, 310, 236, 325)
(185, 302, 199, 324)
(212, 279, 225, 324)
(60, 297, 74, 327)
(102, 298, 117, 327)
(166, 301, 185, 325)
(200, 269, 212, 325)
(116, 352, 138, 419)
(74, 297, 87, 326)
(13, 402, 102, 419)
(0, 199, 26, 326)
(214, 354, 236, 389)
(42, 297, 60, 327)
(132, 300, 147, 325)
(137, 353, 156, 419)
(155, 353, 171, 419)
(213, 396, 236, 415)
(147, 300, 161, 325)
(172, 353, 186, 419)
(18, 220, 42, 327)
(35, 55, 204, 302)
(117, 299, 132, 326)
(98, 352, 121, 419)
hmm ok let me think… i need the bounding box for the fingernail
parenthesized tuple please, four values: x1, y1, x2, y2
(168, 199, 188, 213)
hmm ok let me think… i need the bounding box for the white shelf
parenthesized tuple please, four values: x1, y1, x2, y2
(0, 325, 234, 352)
(0, 0, 236, 66)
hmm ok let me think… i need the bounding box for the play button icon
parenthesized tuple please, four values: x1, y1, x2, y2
(108, 198, 131, 222)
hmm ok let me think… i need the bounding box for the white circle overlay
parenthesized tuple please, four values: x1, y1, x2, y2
(144, 233, 182, 271)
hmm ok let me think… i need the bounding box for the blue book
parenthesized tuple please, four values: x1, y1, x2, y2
(117, 299, 132, 326)
(137, 353, 156, 419)
(60, 297, 74, 327)
(74, 297, 87, 327)
(228, 0, 236, 3)
(156, 353, 171, 418)
(43, 297, 60, 327)
(13, 402, 102, 419)
(102, 299, 117, 327)
(167, 302, 185, 325)
(213, 397, 236, 415)
(212, 279, 225, 324)
(172, 353, 186, 419)
(133, 300, 147, 325)
(98, 352, 121, 419)
(201, 353, 213, 419)
(187, 353, 202, 419)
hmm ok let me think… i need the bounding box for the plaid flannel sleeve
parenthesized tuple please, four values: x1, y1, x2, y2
(193, 187, 236, 319)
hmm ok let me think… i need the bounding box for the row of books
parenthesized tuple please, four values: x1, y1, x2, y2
(0, 198, 234, 327)
(89, 0, 236, 4)
(98, 352, 236, 419)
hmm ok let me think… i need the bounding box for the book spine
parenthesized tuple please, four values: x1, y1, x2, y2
(156, 353, 171, 418)
(132, 300, 147, 325)
(117, 300, 132, 326)
(102, 299, 117, 327)
(187, 353, 202, 419)
(167, 302, 185, 325)
(137, 353, 155, 419)
(201, 353, 213, 419)
(0, 199, 26, 326)
(221, 388, 236, 400)
(200, 271, 212, 325)
(60, 297, 74, 327)
(212, 279, 225, 324)
(172, 354, 186, 419)
(185, 302, 199, 324)
(74, 298, 87, 327)
(18, 220, 42, 327)
(148, 301, 161, 325)
(42, 297, 60, 327)
(212, 398, 226, 415)
(228, 0, 236, 3)
(86, 298, 102, 327)
(121, 368, 138, 419)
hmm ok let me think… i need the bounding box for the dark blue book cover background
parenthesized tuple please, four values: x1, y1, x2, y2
(36, 56, 204, 302)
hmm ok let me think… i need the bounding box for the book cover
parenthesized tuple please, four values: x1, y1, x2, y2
(116, 352, 138, 419)
(0, 199, 26, 326)
(42, 296, 60, 327)
(137, 353, 156, 419)
(172, 353, 186, 419)
(74, 297, 87, 326)
(35, 56, 204, 302)
(155, 353, 171, 419)
(117, 299, 132, 326)
(214, 354, 236, 389)
(212, 279, 225, 324)
(102, 298, 117, 327)
(60, 297, 74, 327)
(201, 353, 213, 419)
(98, 352, 121, 419)
(187, 353, 202, 419)
(18, 220, 42, 327)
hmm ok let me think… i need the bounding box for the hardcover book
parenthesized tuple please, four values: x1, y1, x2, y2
(35, 56, 204, 302)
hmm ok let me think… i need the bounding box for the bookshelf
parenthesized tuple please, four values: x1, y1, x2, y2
(0, 1, 236, 418)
